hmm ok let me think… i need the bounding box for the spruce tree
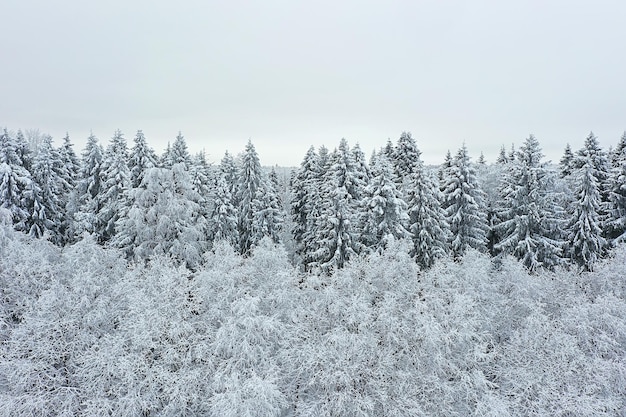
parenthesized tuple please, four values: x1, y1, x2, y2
(74, 133, 104, 237)
(128, 130, 157, 188)
(0, 128, 32, 231)
(291, 146, 321, 265)
(29, 135, 67, 243)
(209, 174, 238, 246)
(97, 130, 130, 243)
(310, 140, 363, 272)
(496, 145, 508, 165)
(171, 131, 192, 168)
(494, 135, 565, 272)
(58, 133, 81, 244)
(406, 155, 449, 269)
(441, 144, 489, 258)
(608, 132, 626, 243)
(559, 143, 575, 177)
(361, 153, 409, 250)
(568, 157, 607, 271)
(392, 131, 422, 196)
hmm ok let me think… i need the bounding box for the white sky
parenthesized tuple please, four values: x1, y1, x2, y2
(1, 0, 625, 166)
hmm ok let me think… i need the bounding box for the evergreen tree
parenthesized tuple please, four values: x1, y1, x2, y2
(559, 143, 575, 177)
(611, 131, 626, 168)
(494, 135, 565, 272)
(291, 146, 321, 264)
(478, 152, 486, 165)
(58, 133, 81, 244)
(568, 158, 607, 271)
(0, 128, 32, 231)
(14, 130, 33, 172)
(29, 135, 67, 243)
(74, 134, 105, 238)
(219, 151, 239, 197)
(441, 144, 489, 258)
(209, 174, 238, 246)
(496, 145, 508, 165)
(113, 164, 208, 268)
(160, 141, 173, 168)
(310, 140, 363, 272)
(97, 130, 130, 243)
(575, 132, 611, 202)
(128, 130, 157, 188)
(361, 153, 409, 250)
(236, 140, 280, 255)
(608, 132, 626, 243)
(438, 149, 453, 185)
(170, 131, 192, 168)
(392, 131, 422, 195)
(406, 157, 449, 269)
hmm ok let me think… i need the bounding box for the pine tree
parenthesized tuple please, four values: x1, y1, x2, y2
(29, 135, 67, 243)
(392, 131, 422, 195)
(128, 130, 157, 188)
(575, 132, 611, 202)
(0, 128, 32, 231)
(441, 144, 489, 259)
(170, 131, 192, 168)
(75, 134, 104, 235)
(219, 151, 239, 197)
(96, 130, 130, 243)
(608, 132, 626, 243)
(291, 146, 321, 264)
(568, 158, 607, 271)
(406, 157, 449, 269)
(611, 131, 626, 168)
(438, 149, 453, 185)
(494, 135, 565, 272)
(496, 145, 508, 165)
(310, 139, 363, 272)
(236, 140, 281, 255)
(209, 174, 238, 246)
(113, 164, 208, 268)
(559, 143, 575, 177)
(361, 153, 409, 250)
(478, 152, 486, 165)
(58, 133, 81, 244)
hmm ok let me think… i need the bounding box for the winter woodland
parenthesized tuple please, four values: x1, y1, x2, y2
(1, 127, 626, 416)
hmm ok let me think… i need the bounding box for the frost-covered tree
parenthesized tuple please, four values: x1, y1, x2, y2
(96, 130, 130, 243)
(559, 143, 575, 177)
(291, 146, 322, 267)
(392, 131, 422, 193)
(494, 135, 565, 272)
(496, 144, 508, 164)
(209, 174, 238, 245)
(220, 151, 239, 197)
(170, 131, 192, 168)
(29, 135, 67, 243)
(568, 158, 607, 271)
(58, 133, 81, 243)
(310, 140, 364, 272)
(0, 128, 32, 230)
(128, 129, 157, 188)
(361, 153, 409, 250)
(575, 132, 611, 202)
(236, 140, 281, 255)
(113, 164, 208, 268)
(406, 162, 449, 269)
(608, 133, 626, 243)
(74, 133, 104, 237)
(441, 144, 489, 258)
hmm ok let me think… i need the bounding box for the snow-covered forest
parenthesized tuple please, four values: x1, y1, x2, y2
(1, 127, 626, 415)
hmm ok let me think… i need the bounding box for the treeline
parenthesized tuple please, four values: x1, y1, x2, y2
(1, 127, 626, 272)
(1, 225, 624, 416)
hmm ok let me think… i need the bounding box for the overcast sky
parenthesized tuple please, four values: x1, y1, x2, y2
(1, 0, 625, 166)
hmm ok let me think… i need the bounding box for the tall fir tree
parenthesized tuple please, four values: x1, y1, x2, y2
(29, 135, 67, 243)
(496, 145, 508, 165)
(209, 173, 238, 246)
(406, 152, 449, 269)
(361, 153, 409, 251)
(568, 157, 607, 271)
(97, 130, 131, 243)
(74, 133, 104, 237)
(494, 135, 565, 272)
(310, 139, 363, 272)
(58, 133, 81, 243)
(128, 130, 157, 188)
(0, 128, 33, 231)
(559, 143, 575, 178)
(291, 146, 321, 265)
(170, 131, 192, 168)
(236, 140, 281, 255)
(608, 132, 626, 243)
(392, 131, 422, 196)
(441, 144, 489, 259)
